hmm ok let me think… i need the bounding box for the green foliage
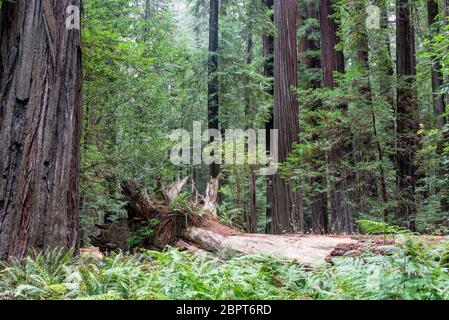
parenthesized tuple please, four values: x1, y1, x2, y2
(357, 220, 412, 236)
(78, 0, 449, 242)
(127, 219, 161, 248)
(80, 0, 209, 242)
(415, 127, 449, 232)
(2, 242, 449, 300)
(0, 249, 75, 300)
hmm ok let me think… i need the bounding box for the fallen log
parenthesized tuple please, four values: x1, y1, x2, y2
(184, 221, 358, 266)
(91, 177, 393, 265)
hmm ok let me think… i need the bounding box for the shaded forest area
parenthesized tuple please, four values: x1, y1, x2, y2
(0, 0, 449, 300)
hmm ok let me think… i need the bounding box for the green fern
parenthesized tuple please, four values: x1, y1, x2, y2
(1, 243, 449, 300)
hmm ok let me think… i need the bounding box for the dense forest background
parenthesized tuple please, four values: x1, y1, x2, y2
(79, 0, 448, 243)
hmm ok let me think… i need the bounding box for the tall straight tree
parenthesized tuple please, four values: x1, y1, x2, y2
(395, 0, 418, 229)
(319, 0, 355, 233)
(271, 0, 302, 234)
(427, 0, 446, 130)
(208, 0, 220, 179)
(263, 0, 275, 233)
(0, 0, 82, 259)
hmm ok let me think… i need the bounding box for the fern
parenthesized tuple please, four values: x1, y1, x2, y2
(357, 220, 414, 236)
(1, 243, 449, 300)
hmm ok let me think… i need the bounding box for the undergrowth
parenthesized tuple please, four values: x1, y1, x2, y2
(1, 236, 449, 300)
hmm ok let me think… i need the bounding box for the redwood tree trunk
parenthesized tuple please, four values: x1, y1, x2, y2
(271, 0, 302, 234)
(0, 0, 82, 260)
(395, 0, 418, 229)
(320, 0, 344, 90)
(208, 0, 220, 179)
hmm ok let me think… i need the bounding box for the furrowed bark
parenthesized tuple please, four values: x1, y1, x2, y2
(0, 0, 82, 260)
(271, 0, 302, 234)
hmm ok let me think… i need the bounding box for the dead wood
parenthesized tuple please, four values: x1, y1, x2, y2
(91, 177, 397, 266)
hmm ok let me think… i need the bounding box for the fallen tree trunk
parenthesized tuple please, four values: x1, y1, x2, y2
(184, 220, 358, 266)
(91, 178, 393, 266)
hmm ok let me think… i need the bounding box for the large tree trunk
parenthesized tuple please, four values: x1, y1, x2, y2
(427, 0, 446, 130)
(319, 0, 355, 233)
(395, 0, 418, 229)
(208, 0, 220, 179)
(271, 0, 302, 234)
(0, 0, 82, 260)
(186, 225, 358, 266)
(320, 0, 344, 90)
(263, 0, 274, 234)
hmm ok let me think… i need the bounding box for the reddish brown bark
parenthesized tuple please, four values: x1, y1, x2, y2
(319, 0, 344, 90)
(0, 0, 82, 260)
(271, 0, 302, 234)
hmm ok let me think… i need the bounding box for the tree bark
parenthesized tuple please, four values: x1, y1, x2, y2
(0, 0, 82, 260)
(271, 0, 302, 234)
(319, 0, 344, 90)
(185, 225, 358, 266)
(208, 0, 220, 179)
(395, 0, 418, 229)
